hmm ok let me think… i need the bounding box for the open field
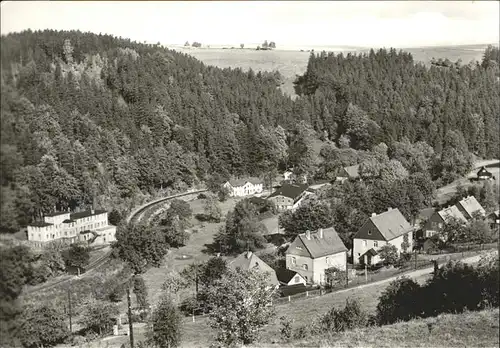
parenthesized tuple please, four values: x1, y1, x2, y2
(176, 44, 492, 97)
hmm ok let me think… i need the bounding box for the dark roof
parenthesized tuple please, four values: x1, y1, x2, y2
(477, 166, 493, 176)
(369, 208, 413, 241)
(360, 248, 378, 257)
(28, 221, 53, 227)
(248, 196, 267, 205)
(45, 211, 70, 217)
(70, 209, 107, 220)
(276, 268, 300, 284)
(63, 219, 76, 223)
(287, 227, 347, 259)
(267, 183, 309, 201)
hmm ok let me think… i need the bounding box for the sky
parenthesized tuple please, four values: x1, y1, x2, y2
(1, 1, 499, 48)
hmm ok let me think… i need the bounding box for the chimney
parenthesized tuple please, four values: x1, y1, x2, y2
(318, 228, 323, 239)
(387, 207, 392, 211)
(371, 213, 377, 217)
(305, 230, 311, 240)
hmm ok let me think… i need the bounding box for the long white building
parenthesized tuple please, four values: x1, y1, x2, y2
(27, 209, 116, 245)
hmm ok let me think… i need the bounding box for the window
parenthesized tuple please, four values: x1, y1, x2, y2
(363, 240, 367, 247)
(303, 264, 308, 271)
(374, 241, 378, 247)
(291, 257, 296, 265)
(368, 230, 372, 235)
(326, 257, 329, 264)
(294, 276, 300, 283)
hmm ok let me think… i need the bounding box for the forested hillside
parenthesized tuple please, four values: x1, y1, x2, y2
(0, 30, 299, 231)
(293, 47, 500, 159)
(1, 30, 498, 233)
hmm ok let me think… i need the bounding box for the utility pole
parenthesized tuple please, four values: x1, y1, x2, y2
(414, 249, 417, 270)
(67, 281, 73, 333)
(127, 287, 134, 348)
(345, 251, 349, 288)
(364, 263, 368, 283)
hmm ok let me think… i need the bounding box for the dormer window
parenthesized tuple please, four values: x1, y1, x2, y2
(296, 246, 302, 250)
(368, 230, 372, 235)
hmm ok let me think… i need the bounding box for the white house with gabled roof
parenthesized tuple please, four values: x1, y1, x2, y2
(223, 177, 263, 197)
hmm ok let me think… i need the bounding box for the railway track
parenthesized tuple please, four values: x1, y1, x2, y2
(25, 189, 208, 295)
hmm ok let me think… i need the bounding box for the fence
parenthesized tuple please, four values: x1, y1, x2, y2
(273, 246, 496, 305)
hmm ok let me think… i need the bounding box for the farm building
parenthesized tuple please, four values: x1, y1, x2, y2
(266, 183, 315, 212)
(335, 164, 360, 183)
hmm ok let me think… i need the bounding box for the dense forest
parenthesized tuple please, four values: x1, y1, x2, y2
(1, 30, 499, 232)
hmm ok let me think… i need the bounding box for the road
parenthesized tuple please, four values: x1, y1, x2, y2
(435, 159, 499, 204)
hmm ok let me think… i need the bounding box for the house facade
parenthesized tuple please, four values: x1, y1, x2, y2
(353, 208, 414, 265)
(266, 183, 315, 212)
(455, 196, 486, 219)
(286, 227, 347, 284)
(488, 210, 500, 230)
(229, 251, 279, 287)
(421, 205, 467, 239)
(27, 209, 116, 245)
(223, 178, 263, 197)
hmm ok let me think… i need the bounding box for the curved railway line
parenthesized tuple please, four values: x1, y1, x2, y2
(25, 189, 208, 295)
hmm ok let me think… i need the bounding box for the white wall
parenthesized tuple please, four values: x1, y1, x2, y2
(353, 232, 413, 265)
(312, 252, 346, 284)
(225, 182, 263, 197)
(287, 251, 346, 285)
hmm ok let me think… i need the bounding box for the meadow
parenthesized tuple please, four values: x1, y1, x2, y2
(176, 44, 491, 97)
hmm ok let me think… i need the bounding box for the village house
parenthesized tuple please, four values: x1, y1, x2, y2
(488, 210, 500, 230)
(286, 227, 347, 284)
(476, 166, 494, 181)
(229, 251, 279, 287)
(275, 268, 307, 286)
(27, 209, 116, 245)
(455, 195, 486, 220)
(352, 208, 414, 265)
(266, 183, 315, 212)
(223, 177, 264, 197)
(335, 164, 360, 183)
(421, 205, 468, 239)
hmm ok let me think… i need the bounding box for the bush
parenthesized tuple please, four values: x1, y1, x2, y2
(376, 277, 422, 325)
(279, 316, 293, 341)
(320, 299, 368, 332)
(178, 296, 202, 316)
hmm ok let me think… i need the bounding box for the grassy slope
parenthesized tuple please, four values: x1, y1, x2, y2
(255, 308, 500, 348)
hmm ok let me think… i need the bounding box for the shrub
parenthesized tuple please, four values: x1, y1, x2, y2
(320, 299, 368, 332)
(178, 296, 202, 316)
(376, 277, 422, 325)
(279, 316, 293, 341)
